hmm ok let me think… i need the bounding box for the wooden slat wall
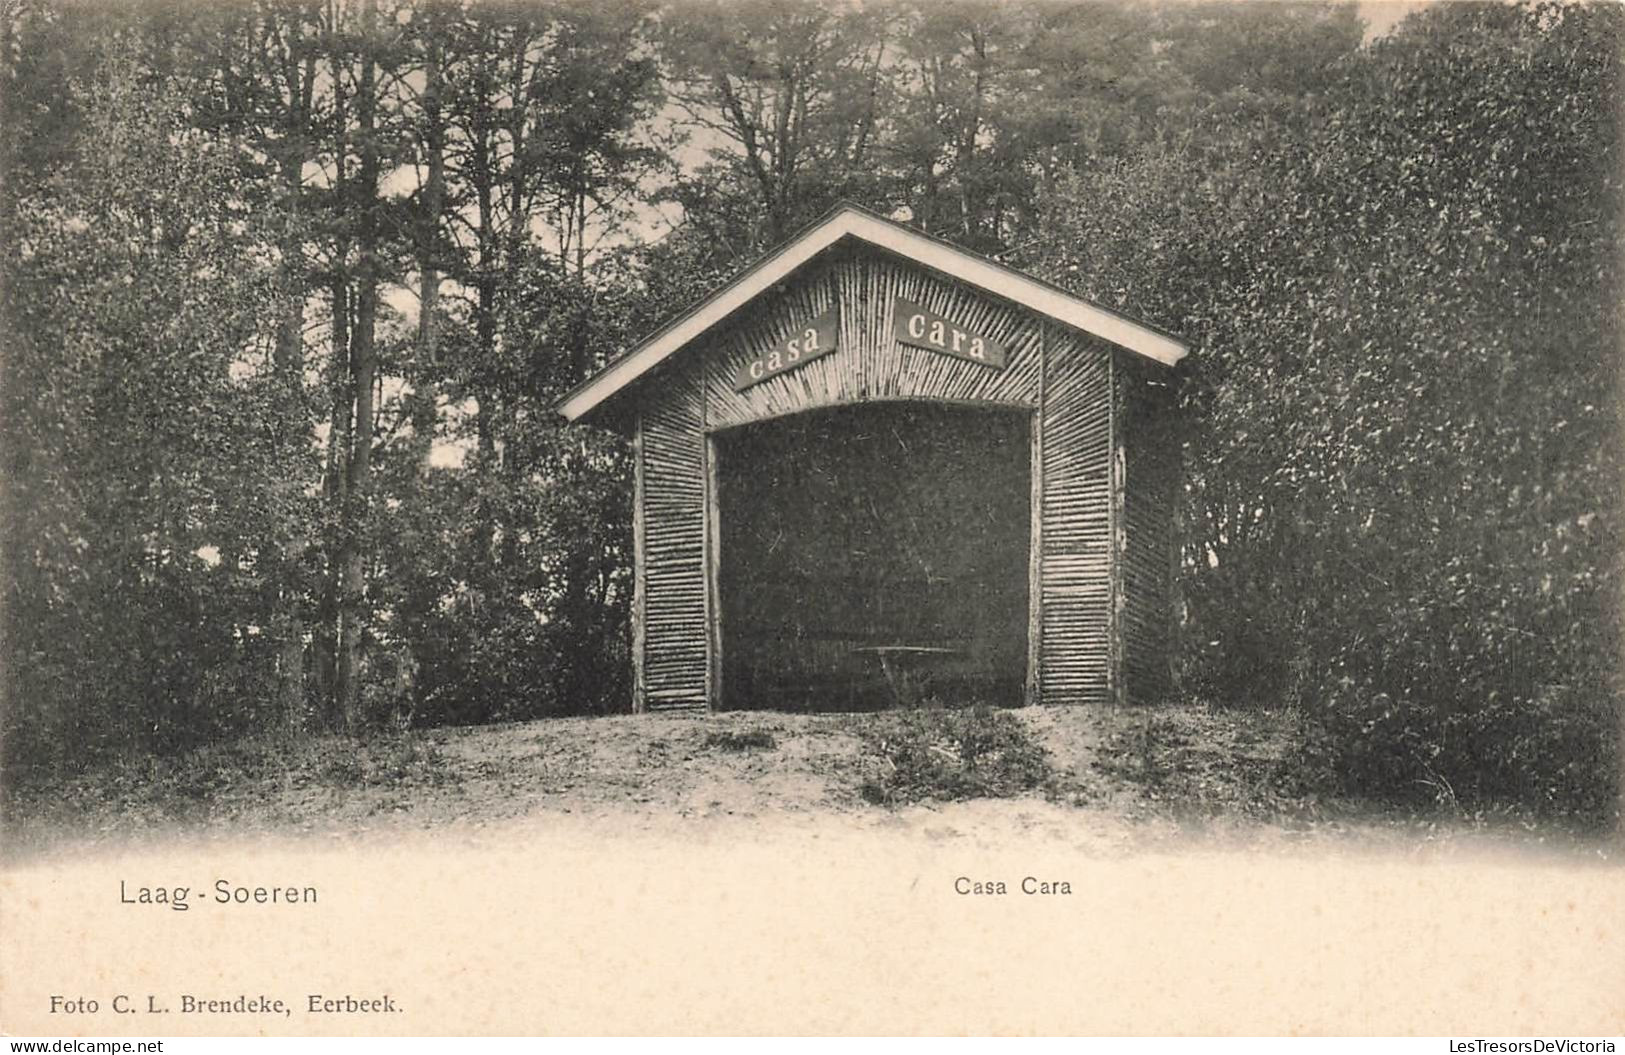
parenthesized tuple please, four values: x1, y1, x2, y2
(1039, 331, 1114, 704)
(635, 356, 709, 711)
(1118, 352, 1179, 703)
(706, 248, 1044, 430)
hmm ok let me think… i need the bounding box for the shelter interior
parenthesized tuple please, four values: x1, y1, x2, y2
(716, 401, 1030, 711)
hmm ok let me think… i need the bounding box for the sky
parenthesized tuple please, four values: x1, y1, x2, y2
(1358, 0, 1432, 40)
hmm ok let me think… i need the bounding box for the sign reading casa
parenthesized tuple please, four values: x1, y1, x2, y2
(733, 307, 839, 391)
(891, 296, 1007, 368)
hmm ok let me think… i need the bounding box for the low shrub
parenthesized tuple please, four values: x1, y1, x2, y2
(703, 729, 778, 752)
(858, 705, 1051, 805)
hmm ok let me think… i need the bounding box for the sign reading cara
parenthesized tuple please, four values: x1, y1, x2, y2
(892, 297, 1007, 368)
(733, 308, 839, 391)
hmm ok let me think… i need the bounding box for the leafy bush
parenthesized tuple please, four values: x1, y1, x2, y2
(858, 706, 1051, 805)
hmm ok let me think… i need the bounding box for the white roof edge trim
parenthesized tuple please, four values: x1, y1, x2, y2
(558, 208, 1187, 422)
(853, 216, 1189, 367)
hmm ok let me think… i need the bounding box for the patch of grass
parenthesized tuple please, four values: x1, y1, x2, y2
(703, 729, 778, 752)
(308, 735, 452, 790)
(9, 730, 458, 818)
(857, 705, 1051, 805)
(316, 754, 367, 786)
(1092, 715, 1187, 791)
(1082, 706, 1301, 819)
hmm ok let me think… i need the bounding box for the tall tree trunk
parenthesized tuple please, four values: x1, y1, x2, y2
(336, 0, 380, 733)
(317, 273, 349, 710)
(316, 0, 351, 715)
(462, 35, 500, 601)
(502, 21, 531, 284)
(414, 8, 445, 467)
(267, 22, 321, 732)
(274, 139, 309, 731)
(575, 191, 586, 278)
(957, 27, 987, 240)
(470, 55, 497, 469)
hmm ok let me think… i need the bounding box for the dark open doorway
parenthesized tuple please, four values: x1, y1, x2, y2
(715, 401, 1031, 711)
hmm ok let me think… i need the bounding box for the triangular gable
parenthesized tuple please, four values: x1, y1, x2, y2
(556, 202, 1187, 423)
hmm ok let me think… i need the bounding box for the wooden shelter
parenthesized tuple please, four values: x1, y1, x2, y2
(558, 204, 1188, 713)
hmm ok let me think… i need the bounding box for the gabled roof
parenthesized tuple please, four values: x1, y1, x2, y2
(556, 202, 1187, 423)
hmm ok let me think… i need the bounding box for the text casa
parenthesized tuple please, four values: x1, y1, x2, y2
(955, 876, 1072, 896)
(733, 307, 838, 390)
(750, 327, 819, 377)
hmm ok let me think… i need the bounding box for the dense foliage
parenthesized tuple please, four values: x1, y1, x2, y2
(1023, 1, 1622, 827)
(3, 0, 1618, 827)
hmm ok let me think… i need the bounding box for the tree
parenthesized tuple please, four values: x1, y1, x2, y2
(656, 0, 900, 248)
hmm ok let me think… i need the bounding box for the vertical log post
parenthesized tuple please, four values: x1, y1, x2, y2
(1107, 351, 1128, 708)
(1025, 322, 1047, 706)
(631, 410, 647, 713)
(1167, 371, 1185, 700)
(703, 373, 723, 712)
